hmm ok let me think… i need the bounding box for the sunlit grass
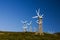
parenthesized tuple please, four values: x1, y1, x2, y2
(0, 31, 60, 40)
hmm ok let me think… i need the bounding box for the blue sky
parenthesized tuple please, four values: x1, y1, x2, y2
(0, 0, 60, 33)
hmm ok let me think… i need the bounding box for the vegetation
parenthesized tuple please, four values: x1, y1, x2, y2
(0, 31, 60, 40)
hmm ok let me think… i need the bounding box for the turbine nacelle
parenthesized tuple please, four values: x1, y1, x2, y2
(39, 14, 43, 18)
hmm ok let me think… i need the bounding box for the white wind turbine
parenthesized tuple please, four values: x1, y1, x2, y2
(21, 20, 27, 32)
(32, 8, 44, 35)
(27, 21, 32, 32)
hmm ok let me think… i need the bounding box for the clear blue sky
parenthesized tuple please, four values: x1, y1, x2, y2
(0, 0, 60, 33)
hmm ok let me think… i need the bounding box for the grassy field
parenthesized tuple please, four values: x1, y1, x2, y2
(0, 31, 60, 40)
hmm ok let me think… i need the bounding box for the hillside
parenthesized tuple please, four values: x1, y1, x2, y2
(0, 31, 60, 40)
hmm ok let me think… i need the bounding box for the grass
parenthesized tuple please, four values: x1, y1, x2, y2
(0, 31, 60, 40)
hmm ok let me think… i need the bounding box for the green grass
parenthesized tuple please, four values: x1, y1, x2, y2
(0, 31, 60, 40)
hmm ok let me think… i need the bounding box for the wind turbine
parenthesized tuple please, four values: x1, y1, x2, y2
(32, 8, 44, 35)
(27, 21, 32, 32)
(21, 20, 27, 32)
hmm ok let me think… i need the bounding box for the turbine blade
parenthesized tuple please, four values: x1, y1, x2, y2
(27, 23, 30, 25)
(36, 20, 39, 23)
(25, 21, 27, 23)
(21, 20, 27, 23)
(41, 14, 43, 17)
(38, 8, 40, 13)
(36, 9, 40, 16)
(32, 16, 38, 18)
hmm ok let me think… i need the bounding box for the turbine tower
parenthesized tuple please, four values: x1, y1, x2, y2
(27, 21, 32, 32)
(21, 20, 27, 32)
(32, 8, 44, 35)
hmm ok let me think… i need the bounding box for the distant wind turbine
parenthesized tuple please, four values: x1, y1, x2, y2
(32, 8, 44, 35)
(21, 20, 27, 32)
(27, 21, 32, 32)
